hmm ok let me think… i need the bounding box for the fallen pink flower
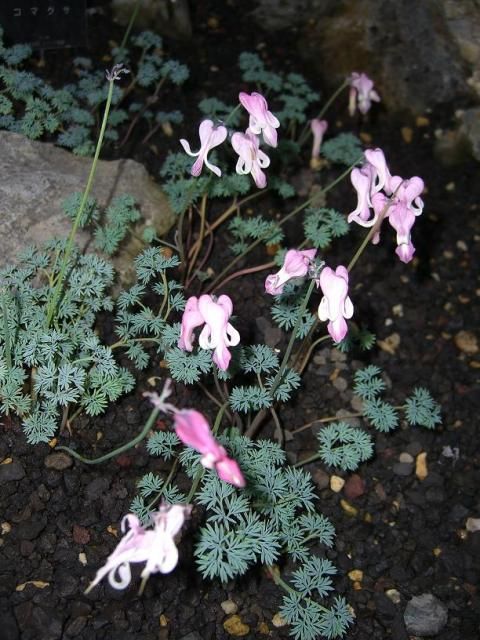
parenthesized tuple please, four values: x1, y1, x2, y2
(180, 119, 227, 177)
(85, 505, 190, 593)
(239, 91, 280, 147)
(348, 72, 380, 116)
(231, 131, 270, 189)
(318, 266, 354, 343)
(265, 248, 317, 295)
(174, 410, 245, 487)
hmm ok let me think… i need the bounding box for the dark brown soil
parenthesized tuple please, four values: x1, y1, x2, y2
(0, 2, 479, 640)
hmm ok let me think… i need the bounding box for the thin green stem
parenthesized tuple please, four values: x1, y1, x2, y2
(46, 77, 116, 327)
(56, 405, 160, 465)
(298, 78, 350, 146)
(1, 291, 12, 370)
(120, 0, 142, 50)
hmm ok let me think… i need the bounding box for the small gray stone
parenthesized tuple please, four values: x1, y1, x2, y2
(404, 593, 448, 636)
(0, 460, 25, 482)
(392, 462, 414, 476)
(399, 452, 414, 464)
(332, 376, 348, 392)
(44, 452, 73, 471)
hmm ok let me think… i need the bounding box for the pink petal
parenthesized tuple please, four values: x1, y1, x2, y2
(215, 456, 246, 488)
(174, 409, 219, 456)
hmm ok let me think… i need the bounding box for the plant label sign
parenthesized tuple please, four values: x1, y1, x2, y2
(0, 1, 87, 49)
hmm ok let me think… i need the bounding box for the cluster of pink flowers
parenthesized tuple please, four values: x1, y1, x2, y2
(178, 294, 240, 371)
(349, 148, 424, 263)
(264, 249, 353, 343)
(87, 381, 245, 593)
(180, 91, 279, 188)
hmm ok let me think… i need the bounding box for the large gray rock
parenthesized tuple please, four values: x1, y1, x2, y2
(404, 593, 448, 636)
(0, 131, 175, 271)
(252, 0, 480, 113)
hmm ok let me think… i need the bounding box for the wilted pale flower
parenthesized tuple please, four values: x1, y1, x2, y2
(348, 72, 380, 116)
(174, 410, 245, 487)
(231, 130, 270, 189)
(310, 119, 328, 168)
(178, 294, 240, 371)
(318, 266, 354, 343)
(265, 248, 317, 295)
(180, 119, 227, 177)
(239, 91, 280, 147)
(85, 505, 190, 593)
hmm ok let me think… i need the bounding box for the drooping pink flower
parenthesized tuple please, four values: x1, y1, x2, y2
(387, 176, 424, 263)
(265, 248, 317, 295)
(348, 163, 376, 226)
(310, 119, 328, 161)
(178, 294, 240, 371)
(239, 91, 280, 147)
(348, 72, 380, 116)
(173, 410, 245, 487)
(364, 148, 394, 195)
(180, 119, 227, 177)
(178, 296, 205, 352)
(85, 505, 190, 593)
(231, 131, 270, 189)
(318, 266, 354, 343)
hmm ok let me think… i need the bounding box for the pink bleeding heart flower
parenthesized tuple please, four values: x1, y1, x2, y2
(173, 410, 245, 488)
(265, 248, 317, 295)
(180, 119, 227, 177)
(364, 148, 394, 195)
(198, 294, 240, 370)
(348, 72, 380, 116)
(178, 295, 240, 371)
(85, 505, 190, 593)
(310, 119, 328, 161)
(318, 266, 354, 343)
(178, 296, 205, 352)
(348, 163, 376, 226)
(231, 131, 270, 189)
(387, 176, 424, 263)
(239, 91, 280, 147)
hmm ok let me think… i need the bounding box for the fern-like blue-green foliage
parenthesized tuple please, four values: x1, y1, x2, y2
(132, 430, 350, 640)
(0, 27, 188, 154)
(303, 208, 349, 249)
(0, 242, 135, 443)
(404, 387, 442, 429)
(351, 366, 442, 435)
(228, 215, 284, 255)
(317, 422, 374, 471)
(321, 133, 364, 167)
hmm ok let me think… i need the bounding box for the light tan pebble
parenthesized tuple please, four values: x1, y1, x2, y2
(416, 116, 430, 127)
(378, 333, 400, 355)
(415, 452, 428, 481)
(78, 552, 87, 566)
(223, 615, 250, 637)
(333, 377, 348, 392)
(330, 475, 345, 492)
(454, 330, 478, 354)
(350, 395, 364, 412)
(386, 588, 401, 604)
(466, 517, 480, 533)
(348, 569, 363, 582)
(401, 126, 413, 143)
(456, 240, 468, 251)
(445, 182, 455, 191)
(392, 304, 403, 317)
(272, 613, 288, 628)
(399, 452, 414, 464)
(340, 499, 358, 516)
(221, 600, 239, 615)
